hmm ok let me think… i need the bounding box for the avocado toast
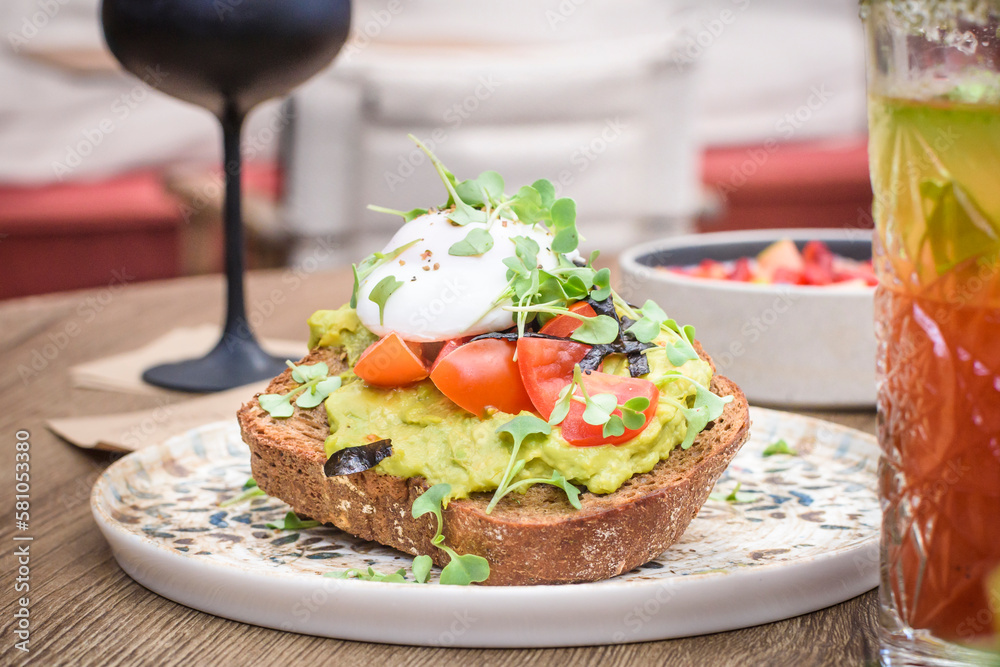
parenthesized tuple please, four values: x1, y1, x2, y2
(237, 137, 751, 585)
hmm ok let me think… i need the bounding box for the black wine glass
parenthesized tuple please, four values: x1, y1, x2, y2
(101, 0, 351, 392)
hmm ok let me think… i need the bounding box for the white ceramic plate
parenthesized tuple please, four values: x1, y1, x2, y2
(91, 408, 879, 648)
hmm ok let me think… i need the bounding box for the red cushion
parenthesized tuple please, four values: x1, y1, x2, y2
(699, 137, 873, 231)
(0, 171, 184, 299)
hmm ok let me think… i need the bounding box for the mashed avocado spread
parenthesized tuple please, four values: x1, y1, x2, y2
(307, 305, 714, 500)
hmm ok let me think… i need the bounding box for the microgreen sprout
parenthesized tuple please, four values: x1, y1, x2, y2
(654, 372, 733, 449)
(709, 482, 758, 504)
(365, 205, 427, 223)
(503, 304, 619, 345)
(662, 319, 700, 366)
(411, 483, 490, 585)
(486, 416, 582, 513)
(266, 511, 320, 530)
(625, 300, 669, 344)
(762, 439, 798, 457)
(548, 365, 650, 438)
(324, 567, 408, 583)
(349, 237, 422, 308)
(368, 275, 403, 326)
(409, 134, 487, 227)
(258, 361, 343, 418)
(219, 477, 266, 507)
(448, 227, 495, 257)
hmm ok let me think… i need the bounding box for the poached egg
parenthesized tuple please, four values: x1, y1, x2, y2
(355, 210, 562, 342)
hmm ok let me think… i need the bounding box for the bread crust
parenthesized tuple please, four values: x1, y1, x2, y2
(237, 347, 750, 585)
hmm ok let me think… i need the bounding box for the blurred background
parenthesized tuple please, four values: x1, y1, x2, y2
(0, 0, 870, 300)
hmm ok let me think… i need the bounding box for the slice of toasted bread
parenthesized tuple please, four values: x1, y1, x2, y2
(237, 346, 750, 585)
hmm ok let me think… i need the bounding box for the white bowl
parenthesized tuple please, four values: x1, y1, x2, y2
(618, 229, 876, 408)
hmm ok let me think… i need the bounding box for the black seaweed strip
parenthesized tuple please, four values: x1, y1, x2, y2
(324, 440, 393, 477)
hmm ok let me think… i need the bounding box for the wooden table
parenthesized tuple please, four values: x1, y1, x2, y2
(0, 268, 880, 666)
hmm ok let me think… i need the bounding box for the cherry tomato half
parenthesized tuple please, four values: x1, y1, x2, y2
(558, 371, 659, 447)
(516, 336, 591, 419)
(430, 336, 471, 372)
(538, 301, 597, 338)
(430, 338, 535, 417)
(354, 332, 429, 388)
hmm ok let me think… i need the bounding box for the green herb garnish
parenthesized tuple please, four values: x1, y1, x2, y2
(549, 198, 579, 253)
(258, 361, 343, 418)
(324, 567, 407, 583)
(548, 365, 651, 439)
(410, 135, 488, 226)
(762, 439, 798, 457)
(412, 554, 433, 584)
(267, 511, 321, 530)
(655, 372, 733, 449)
(349, 238, 422, 308)
(662, 319, 700, 366)
(448, 227, 495, 257)
(625, 300, 669, 344)
(504, 302, 619, 345)
(485, 415, 582, 514)
(368, 275, 403, 326)
(411, 484, 490, 585)
(366, 205, 427, 223)
(219, 477, 266, 507)
(709, 482, 757, 504)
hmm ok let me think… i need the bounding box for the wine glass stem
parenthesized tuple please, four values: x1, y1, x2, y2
(221, 104, 251, 343)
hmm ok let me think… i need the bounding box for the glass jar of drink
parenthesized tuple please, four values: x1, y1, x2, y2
(862, 1, 1000, 664)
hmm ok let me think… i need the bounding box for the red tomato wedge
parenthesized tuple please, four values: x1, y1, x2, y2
(354, 332, 429, 388)
(516, 336, 591, 419)
(727, 257, 753, 282)
(538, 301, 597, 338)
(559, 371, 659, 447)
(430, 336, 471, 372)
(771, 267, 807, 285)
(802, 240, 834, 286)
(430, 338, 535, 417)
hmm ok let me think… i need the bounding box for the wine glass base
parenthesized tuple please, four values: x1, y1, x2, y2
(142, 335, 289, 393)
